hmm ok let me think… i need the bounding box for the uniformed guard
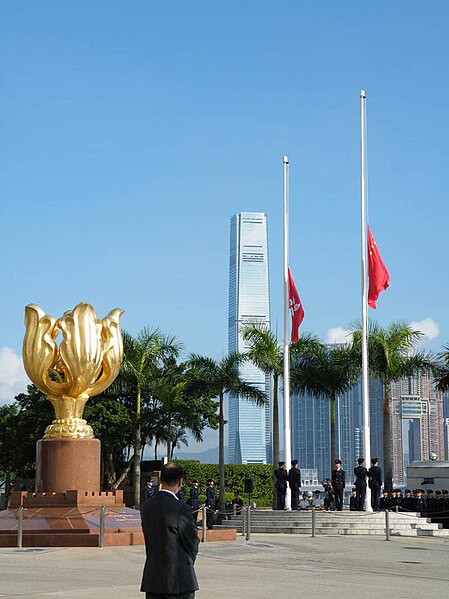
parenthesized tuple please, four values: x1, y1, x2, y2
(206, 479, 217, 529)
(353, 457, 368, 511)
(367, 457, 382, 512)
(402, 489, 414, 511)
(380, 491, 390, 511)
(441, 490, 449, 514)
(331, 459, 346, 511)
(288, 460, 301, 510)
(426, 489, 436, 515)
(189, 480, 200, 524)
(349, 488, 357, 511)
(274, 461, 288, 510)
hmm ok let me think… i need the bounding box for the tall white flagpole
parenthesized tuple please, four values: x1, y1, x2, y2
(360, 90, 372, 511)
(283, 155, 292, 510)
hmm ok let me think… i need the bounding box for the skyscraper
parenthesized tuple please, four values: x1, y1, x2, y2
(226, 212, 271, 464)
(390, 371, 444, 485)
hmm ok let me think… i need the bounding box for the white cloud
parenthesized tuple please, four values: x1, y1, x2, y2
(324, 327, 353, 345)
(0, 347, 29, 405)
(409, 318, 439, 341)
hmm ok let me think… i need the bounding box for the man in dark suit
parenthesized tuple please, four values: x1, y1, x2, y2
(205, 479, 216, 529)
(288, 460, 301, 510)
(353, 457, 368, 511)
(189, 480, 200, 525)
(367, 457, 382, 512)
(331, 459, 346, 511)
(141, 462, 199, 599)
(274, 461, 288, 510)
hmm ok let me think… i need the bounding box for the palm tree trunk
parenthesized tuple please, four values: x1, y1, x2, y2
(272, 373, 279, 509)
(219, 392, 225, 516)
(166, 414, 172, 461)
(133, 387, 141, 507)
(154, 438, 159, 461)
(383, 382, 393, 492)
(272, 374, 279, 466)
(330, 392, 337, 464)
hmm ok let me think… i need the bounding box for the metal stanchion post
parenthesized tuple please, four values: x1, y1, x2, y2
(385, 509, 390, 541)
(233, 503, 237, 516)
(246, 505, 251, 541)
(99, 506, 106, 548)
(241, 506, 246, 537)
(202, 506, 207, 543)
(311, 506, 316, 538)
(17, 506, 24, 549)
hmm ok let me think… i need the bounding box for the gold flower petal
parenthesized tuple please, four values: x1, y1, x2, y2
(58, 303, 104, 397)
(87, 308, 124, 396)
(23, 304, 61, 396)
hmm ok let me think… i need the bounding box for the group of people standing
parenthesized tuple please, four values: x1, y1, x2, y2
(274, 459, 301, 509)
(144, 477, 222, 530)
(274, 457, 383, 511)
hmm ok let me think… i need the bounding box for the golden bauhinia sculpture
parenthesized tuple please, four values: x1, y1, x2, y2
(23, 302, 124, 439)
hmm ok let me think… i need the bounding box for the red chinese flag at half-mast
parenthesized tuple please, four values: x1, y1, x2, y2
(288, 267, 304, 342)
(368, 226, 390, 309)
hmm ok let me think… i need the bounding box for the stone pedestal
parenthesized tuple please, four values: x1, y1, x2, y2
(36, 438, 100, 493)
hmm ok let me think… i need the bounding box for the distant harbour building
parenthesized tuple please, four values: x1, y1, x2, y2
(390, 371, 444, 485)
(292, 385, 359, 482)
(226, 212, 271, 464)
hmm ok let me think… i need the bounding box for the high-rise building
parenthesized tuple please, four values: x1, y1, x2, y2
(291, 384, 360, 482)
(390, 371, 445, 485)
(226, 212, 271, 464)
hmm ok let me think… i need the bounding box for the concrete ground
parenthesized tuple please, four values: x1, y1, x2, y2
(1, 534, 449, 598)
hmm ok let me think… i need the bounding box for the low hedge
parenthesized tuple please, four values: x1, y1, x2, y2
(177, 461, 273, 507)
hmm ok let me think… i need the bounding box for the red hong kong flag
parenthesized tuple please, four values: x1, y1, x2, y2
(288, 267, 305, 342)
(368, 226, 390, 309)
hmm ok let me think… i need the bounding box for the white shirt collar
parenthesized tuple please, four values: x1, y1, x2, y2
(159, 489, 179, 500)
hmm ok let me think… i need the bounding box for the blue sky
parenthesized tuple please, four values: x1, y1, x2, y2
(1, 3, 448, 449)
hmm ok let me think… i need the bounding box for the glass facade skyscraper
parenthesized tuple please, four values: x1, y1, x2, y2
(226, 212, 271, 464)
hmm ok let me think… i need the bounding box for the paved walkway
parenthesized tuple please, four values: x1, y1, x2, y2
(1, 534, 449, 598)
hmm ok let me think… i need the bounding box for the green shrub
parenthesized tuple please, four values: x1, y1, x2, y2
(177, 461, 273, 506)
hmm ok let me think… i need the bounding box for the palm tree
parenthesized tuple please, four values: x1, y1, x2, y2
(121, 328, 182, 506)
(291, 341, 360, 466)
(188, 353, 267, 515)
(436, 345, 449, 391)
(355, 321, 434, 492)
(242, 325, 283, 467)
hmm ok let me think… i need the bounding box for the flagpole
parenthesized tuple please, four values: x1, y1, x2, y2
(360, 90, 372, 512)
(283, 155, 292, 510)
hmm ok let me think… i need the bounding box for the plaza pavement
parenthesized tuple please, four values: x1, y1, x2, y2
(1, 534, 448, 598)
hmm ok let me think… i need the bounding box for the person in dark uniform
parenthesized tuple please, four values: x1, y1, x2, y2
(402, 489, 415, 511)
(231, 491, 244, 513)
(205, 479, 216, 529)
(416, 489, 426, 515)
(274, 462, 288, 510)
(189, 480, 200, 524)
(426, 489, 436, 515)
(349, 488, 357, 511)
(367, 457, 382, 511)
(143, 478, 157, 502)
(441, 490, 449, 513)
(379, 491, 389, 511)
(331, 460, 345, 511)
(353, 457, 368, 511)
(288, 460, 301, 510)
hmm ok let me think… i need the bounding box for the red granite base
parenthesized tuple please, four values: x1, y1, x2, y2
(0, 491, 236, 547)
(0, 490, 142, 547)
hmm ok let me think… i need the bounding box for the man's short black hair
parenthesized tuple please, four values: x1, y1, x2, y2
(371, 457, 378, 465)
(357, 458, 365, 465)
(160, 462, 184, 485)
